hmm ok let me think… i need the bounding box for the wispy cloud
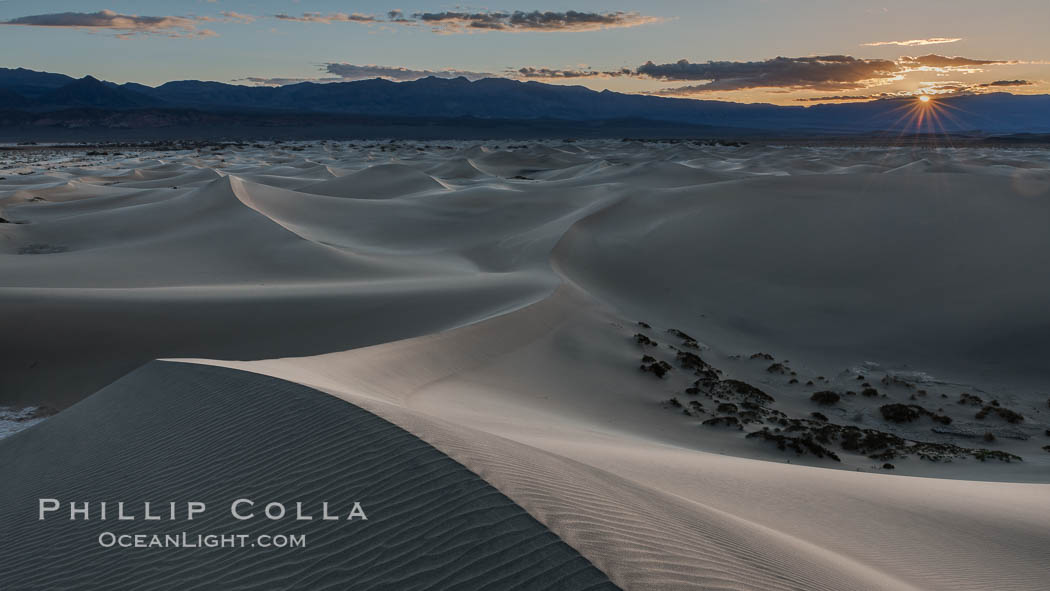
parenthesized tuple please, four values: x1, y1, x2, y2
(411, 10, 662, 33)
(323, 63, 495, 81)
(514, 66, 633, 78)
(208, 11, 256, 24)
(270, 9, 662, 33)
(273, 12, 377, 24)
(796, 79, 1035, 102)
(898, 54, 1005, 68)
(862, 37, 961, 47)
(977, 79, 1033, 87)
(0, 9, 232, 38)
(236, 64, 500, 86)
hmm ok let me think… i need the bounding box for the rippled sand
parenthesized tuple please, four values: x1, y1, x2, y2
(2, 140, 1049, 590)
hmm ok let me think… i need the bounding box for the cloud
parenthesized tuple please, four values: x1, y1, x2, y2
(235, 52, 1031, 98)
(638, 53, 1018, 95)
(237, 64, 500, 86)
(795, 94, 890, 102)
(217, 11, 255, 24)
(0, 9, 226, 38)
(274, 12, 377, 24)
(898, 54, 1005, 68)
(638, 55, 901, 92)
(862, 37, 961, 47)
(514, 66, 633, 78)
(411, 10, 661, 32)
(796, 79, 1036, 102)
(270, 10, 661, 32)
(977, 79, 1033, 87)
(323, 63, 496, 81)
(386, 10, 414, 24)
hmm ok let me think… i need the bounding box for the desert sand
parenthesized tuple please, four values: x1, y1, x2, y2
(0, 361, 617, 590)
(2, 140, 1049, 590)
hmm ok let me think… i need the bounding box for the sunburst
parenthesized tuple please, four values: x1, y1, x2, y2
(880, 93, 974, 146)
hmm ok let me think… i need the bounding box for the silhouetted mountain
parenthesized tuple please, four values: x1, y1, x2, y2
(125, 76, 1050, 133)
(0, 88, 29, 109)
(39, 76, 160, 109)
(2, 68, 1050, 134)
(0, 67, 75, 98)
(131, 80, 278, 109)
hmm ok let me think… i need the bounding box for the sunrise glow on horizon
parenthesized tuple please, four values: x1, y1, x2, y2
(1, 1, 1048, 105)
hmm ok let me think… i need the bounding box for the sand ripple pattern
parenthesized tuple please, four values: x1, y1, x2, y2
(0, 361, 619, 591)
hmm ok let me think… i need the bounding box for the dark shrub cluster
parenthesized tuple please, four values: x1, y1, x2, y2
(640, 356, 672, 378)
(810, 391, 841, 405)
(975, 405, 1023, 424)
(703, 416, 742, 429)
(634, 333, 656, 346)
(747, 429, 841, 461)
(880, 404, 951, 425)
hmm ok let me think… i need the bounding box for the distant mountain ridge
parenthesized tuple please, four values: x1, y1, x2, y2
(1, 67, 1049, 134)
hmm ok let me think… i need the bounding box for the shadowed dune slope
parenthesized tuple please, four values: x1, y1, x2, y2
(0, 361, 618, 591)
(299, 163, 447, 199)
(551, 172, 1050, 391)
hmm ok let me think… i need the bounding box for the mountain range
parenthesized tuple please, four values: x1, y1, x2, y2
(2, 66, 1050, 136)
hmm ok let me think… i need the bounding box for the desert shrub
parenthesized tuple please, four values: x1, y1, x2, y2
(975, 406, 1023, 424)
(810, 391, 841, 405)
(971, 449, 1021, 462)
(676, 351, 719, 381)
(640, 359, 672, 378)
(880, 404, 921, 423)
(666, 328, 695, 341)
(717, 402, 738, 414)
(747, 429, 841, 461)
(881, 375, 916, 389)
(702, 416, 741, 429)
(721, 380, 775, 403)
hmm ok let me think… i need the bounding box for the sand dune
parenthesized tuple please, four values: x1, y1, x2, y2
(180, 284, 1050, 590)
(0, 361, 617, 590)
(299, 163, 448, 199)
(2, 140, 1049, 589)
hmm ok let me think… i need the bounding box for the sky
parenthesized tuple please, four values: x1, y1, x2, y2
(0, 1, 1047, 105)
